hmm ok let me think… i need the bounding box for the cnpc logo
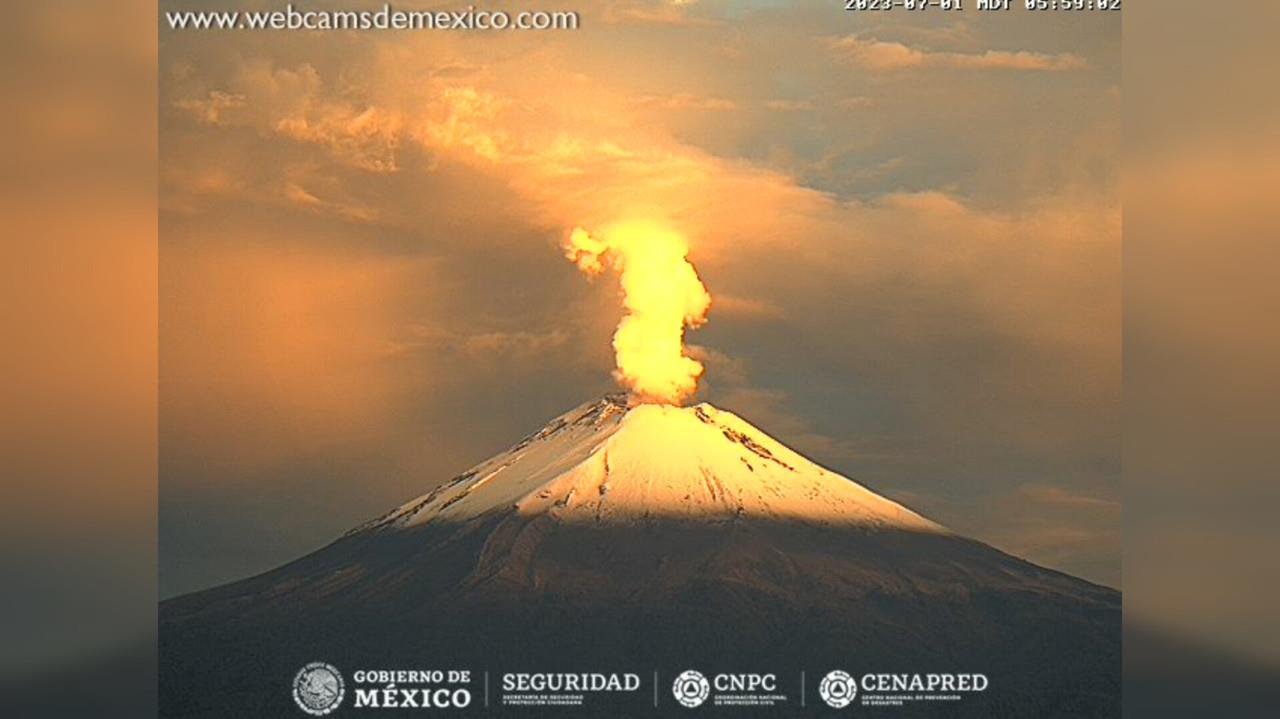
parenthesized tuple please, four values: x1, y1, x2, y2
(672, 670, 710, 708)
(672, 671, 779, 708)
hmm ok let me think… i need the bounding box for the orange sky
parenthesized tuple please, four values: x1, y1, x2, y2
(157, 1, 1121, 597)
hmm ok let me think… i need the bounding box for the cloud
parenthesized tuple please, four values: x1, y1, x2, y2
(1017, 484, 1120, 512)
(764, 99, 814, 112)
(836, 96, 874, 109)
(601, 0, 712, 26)
(632, 93, 737, 111)
(171, 60, 404, 171)
(283, 182, 322, 206)
(281, 174, 380, 222)
(711, 294, 784, 320)
(831, 36, 1088, 72)
(173, 90, 244, 124)
(461, 330, 570, 357)
(274, 104, 404, 172)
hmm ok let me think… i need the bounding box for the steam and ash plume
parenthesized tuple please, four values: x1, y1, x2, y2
(564, 222, 711, 405)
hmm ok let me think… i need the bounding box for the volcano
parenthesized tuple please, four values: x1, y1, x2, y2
(161, 395, 1120, 717)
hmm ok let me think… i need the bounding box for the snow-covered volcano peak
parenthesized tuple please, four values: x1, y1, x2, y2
(353, 395, 942, 535)
(165, 392, 1118, 719)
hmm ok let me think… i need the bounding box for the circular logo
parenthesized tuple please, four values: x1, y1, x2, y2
(292, 662, 345, 716)
(819, 670, 857, 709)
(672, 669, 710, 708)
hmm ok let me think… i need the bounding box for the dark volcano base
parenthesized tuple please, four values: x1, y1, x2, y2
(161, 519, 1119, 718)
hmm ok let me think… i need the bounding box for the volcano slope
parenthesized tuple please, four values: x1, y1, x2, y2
(161, 394, 1119, 717)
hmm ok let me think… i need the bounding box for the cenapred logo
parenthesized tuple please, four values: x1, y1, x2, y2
(672, 669, 710, 708)
(818, 670, 857, 709)
(293, 662, 345, 716)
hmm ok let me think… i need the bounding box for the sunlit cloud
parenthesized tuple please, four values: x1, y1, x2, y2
(632, 93, 737, 111)
(830, 35, 1088, 72)
(764, 99, 814, 112)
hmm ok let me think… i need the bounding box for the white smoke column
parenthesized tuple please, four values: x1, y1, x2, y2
(564, 222, 711, 405)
